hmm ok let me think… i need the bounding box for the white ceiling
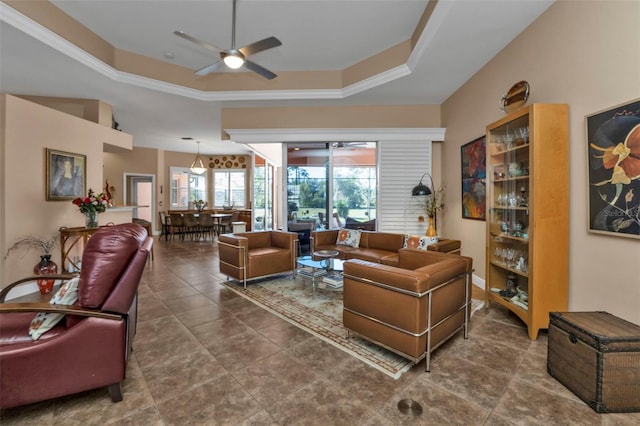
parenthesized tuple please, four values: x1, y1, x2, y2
(0, 0, 553, 155)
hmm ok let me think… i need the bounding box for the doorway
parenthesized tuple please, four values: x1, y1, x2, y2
(125, 174, 155, 229)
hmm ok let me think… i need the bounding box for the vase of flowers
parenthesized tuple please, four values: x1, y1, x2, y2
(5, 235, 59, 294)
(416, 176, 445, 237)
(72, 189, 109, 228)
(194, 199, 207, 212)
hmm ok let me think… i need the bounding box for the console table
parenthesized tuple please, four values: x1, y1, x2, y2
(59, 226, 107, 272)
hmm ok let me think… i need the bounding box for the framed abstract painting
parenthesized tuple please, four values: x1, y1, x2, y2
(586, 99, 640, 239)
(461, 136, 486, 220)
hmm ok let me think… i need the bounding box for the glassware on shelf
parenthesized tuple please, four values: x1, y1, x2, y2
(519, 186, 528, 207)
(516, 126, 530, 145)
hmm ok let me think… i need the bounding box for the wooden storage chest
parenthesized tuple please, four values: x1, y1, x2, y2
(547, 311, 640, 413)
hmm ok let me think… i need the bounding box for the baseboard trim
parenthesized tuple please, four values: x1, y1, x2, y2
(472, 274, 485, 290)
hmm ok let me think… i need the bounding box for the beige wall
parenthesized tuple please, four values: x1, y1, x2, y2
(222, 104, 442, 138)
(104, 148, 254, 232)
(441, 1, 640, 324)
(104, 148, 195, 231)
(0, 95, 132, 287)
(104, 147, 159, 206)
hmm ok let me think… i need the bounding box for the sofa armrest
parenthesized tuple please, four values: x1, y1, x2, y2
(397, 249, 472, 272)
(311, 230, 338, 250)
(218, 233, 249, 248)
(427, 238, 461, 254)
(0, 274, 78, 302)
(218, 234, 249, 266)
(0, 302, 121, 320)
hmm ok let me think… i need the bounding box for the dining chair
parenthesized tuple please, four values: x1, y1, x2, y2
(158, 211, 170, 240)
(168, 213, 186, 241)
(198, 213, 216, 241)
(182, 213, 200, 240)
(218, 211, 239, 235)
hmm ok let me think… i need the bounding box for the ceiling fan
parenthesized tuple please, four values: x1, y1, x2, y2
(174, 0, 281, 80)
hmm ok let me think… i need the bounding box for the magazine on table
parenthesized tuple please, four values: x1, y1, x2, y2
(322, 274, 343, 287)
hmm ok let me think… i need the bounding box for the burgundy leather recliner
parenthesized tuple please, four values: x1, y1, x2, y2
(0, 223, 153, 409)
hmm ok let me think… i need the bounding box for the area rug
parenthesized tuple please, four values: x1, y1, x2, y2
(221, 275, 484, 379)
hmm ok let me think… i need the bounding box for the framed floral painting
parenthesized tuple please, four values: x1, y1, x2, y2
(461, 136, 486, 220)
(586, 99, 640, 239)
(46, 148, 86, 201)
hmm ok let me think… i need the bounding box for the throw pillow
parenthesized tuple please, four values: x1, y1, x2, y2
(29, 277, 80, 341)
(403, 234, 439, 250)
(336, 228, 362, 248)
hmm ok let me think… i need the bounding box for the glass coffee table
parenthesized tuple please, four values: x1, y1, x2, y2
(296, 250, 344, 299)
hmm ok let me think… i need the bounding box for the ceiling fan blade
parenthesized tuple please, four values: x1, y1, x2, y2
(195, 61, 225, 76)
(244, 60, 277, 80)
(174, 30, 224, 52)
(238, 36, 282, 57)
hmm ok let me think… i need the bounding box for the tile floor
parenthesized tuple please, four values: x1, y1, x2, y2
(2, 237, 639, 425)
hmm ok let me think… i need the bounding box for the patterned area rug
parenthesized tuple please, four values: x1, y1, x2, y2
(221, 275, 484, 379)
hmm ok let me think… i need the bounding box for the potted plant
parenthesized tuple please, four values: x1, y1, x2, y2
(5, 235, 59, 294)
(415, 175, 446, 237)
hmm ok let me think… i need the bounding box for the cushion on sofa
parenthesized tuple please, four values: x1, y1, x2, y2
(336, 229, 361, 248)
(403, 234, 439, 250)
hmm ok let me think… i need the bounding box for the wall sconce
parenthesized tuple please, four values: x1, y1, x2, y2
(412, 173, 433, 196)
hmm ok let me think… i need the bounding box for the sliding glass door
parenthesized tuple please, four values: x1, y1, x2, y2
(286, 142, 376, 230)
(254, 155, 275, 230)
(332, 142, 377, 228)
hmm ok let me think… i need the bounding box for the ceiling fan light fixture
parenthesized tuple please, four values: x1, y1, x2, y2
(190, 141, 207, 175)
(222, 51, 245, 69)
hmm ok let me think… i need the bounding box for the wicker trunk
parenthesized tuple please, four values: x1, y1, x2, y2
(547, 311, 640, 413)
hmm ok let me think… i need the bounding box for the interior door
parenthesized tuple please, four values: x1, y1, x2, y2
(128, 175, 153, 222)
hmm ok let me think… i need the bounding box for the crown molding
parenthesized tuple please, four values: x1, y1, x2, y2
(406, 0, 453, 70)
(1, 1, 446, 102)
(225, 128, 446, 143)
(0, 3, 119, 80)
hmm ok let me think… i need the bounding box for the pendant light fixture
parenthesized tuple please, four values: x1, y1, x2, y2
(190, 141, 206, 175)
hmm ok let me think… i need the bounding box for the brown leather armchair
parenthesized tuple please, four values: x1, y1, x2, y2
(343, 249, 473, 372)
(0, 223, 153, 409)
(218, 230, 297, 288)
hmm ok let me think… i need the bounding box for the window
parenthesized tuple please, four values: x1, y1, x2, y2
(286, 142, 376, 229)
(169, 167, 207, 209)
(333, 165, 377, 222)
(214, 170, 246, 208)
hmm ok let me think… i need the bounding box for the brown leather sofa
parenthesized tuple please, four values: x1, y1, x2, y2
(343, 249, 473, 372)
(218, 230, 297, 288)
(0, 223, 153, 409)
(311, 229, 462, 265)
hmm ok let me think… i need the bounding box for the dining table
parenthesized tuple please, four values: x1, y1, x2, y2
(165, 211, 232, 241)
(209, 213, 232, 236)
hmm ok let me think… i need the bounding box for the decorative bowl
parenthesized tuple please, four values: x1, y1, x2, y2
(313, 250, 339, 258)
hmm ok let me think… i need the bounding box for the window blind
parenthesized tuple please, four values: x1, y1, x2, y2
(377, 141, 432, 234)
